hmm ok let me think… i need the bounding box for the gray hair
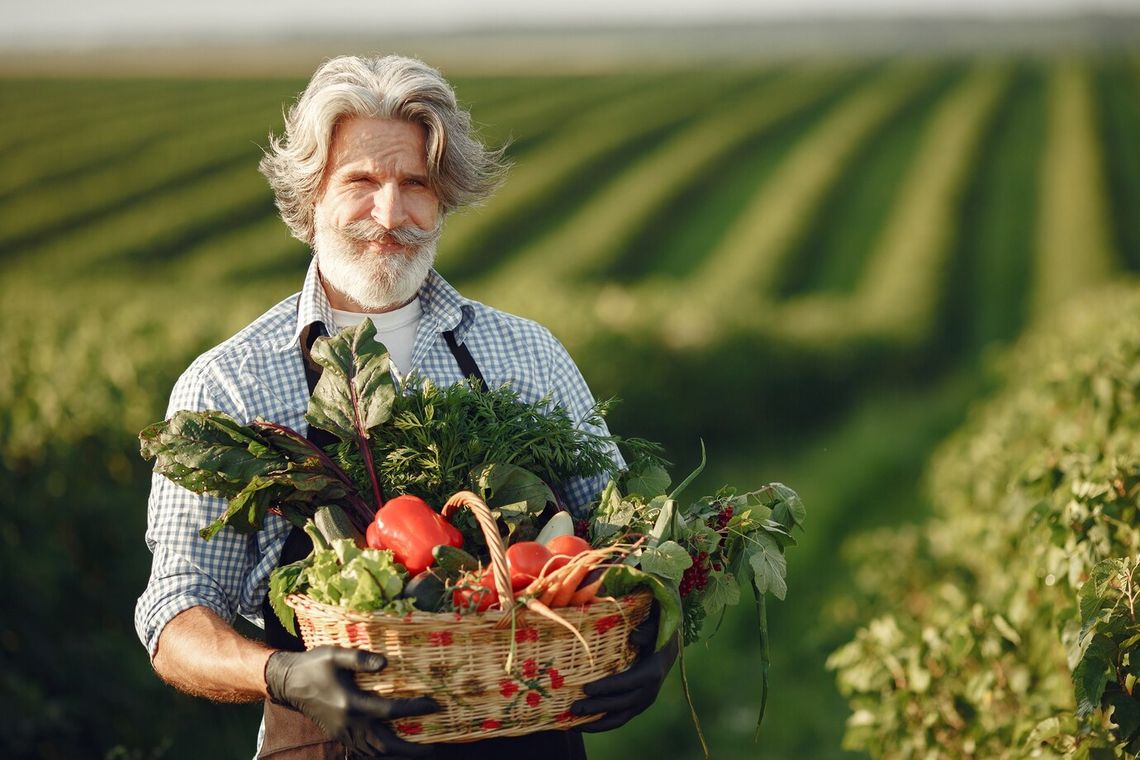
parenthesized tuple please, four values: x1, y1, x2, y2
(259, 54, 508, 243)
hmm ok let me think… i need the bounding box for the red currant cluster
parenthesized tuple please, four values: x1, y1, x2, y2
(679, 551, 711, 598)
(680, 506, 737, 598)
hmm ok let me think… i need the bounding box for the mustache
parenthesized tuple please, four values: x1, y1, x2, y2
(339, 219, 442, 248)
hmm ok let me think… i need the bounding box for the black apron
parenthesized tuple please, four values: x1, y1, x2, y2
(258, 325, 587, 760)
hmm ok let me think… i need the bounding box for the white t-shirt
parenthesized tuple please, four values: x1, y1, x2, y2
(331, 298, 422, 378)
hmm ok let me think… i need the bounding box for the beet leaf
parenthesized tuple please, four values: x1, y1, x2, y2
(305, 319, 393, 510)
(139, 410, 367, 539)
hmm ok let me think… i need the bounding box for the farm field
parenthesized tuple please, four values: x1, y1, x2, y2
(2, 52, 1139, 758)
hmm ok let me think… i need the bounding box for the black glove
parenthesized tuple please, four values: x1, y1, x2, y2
(569, 603, 679, 732)
(265, 645, 440, 758)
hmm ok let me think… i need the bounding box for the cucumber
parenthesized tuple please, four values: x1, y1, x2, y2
(313, 505, 364, 548)
(433, 544, 480, 577)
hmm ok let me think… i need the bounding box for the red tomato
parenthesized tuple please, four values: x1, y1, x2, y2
(545, 534, 591, 572)
(505, 541, 553, 590)
(452, 568, 498, 612)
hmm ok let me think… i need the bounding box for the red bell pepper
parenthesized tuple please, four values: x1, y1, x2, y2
(368, 495, 463, 575)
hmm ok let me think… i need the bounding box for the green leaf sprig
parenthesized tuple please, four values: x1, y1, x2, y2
(139, 411, 372, 538)
(588, 451, 806, 750)
(334, 376, 656, 511)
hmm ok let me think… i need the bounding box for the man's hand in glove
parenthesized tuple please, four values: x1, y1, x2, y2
(569, 604, 679, 732)
(265, 645, 439, 758)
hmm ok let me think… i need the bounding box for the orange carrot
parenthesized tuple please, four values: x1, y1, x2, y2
(538, 583, 559, 607)
(549, 559, 595, 608)
(569, 569, 608, 606)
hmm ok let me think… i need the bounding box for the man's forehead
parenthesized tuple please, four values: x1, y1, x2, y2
(328, 117, 428, 170)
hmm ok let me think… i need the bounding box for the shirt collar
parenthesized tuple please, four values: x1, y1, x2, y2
(417, 268, 471, 337)
(287, 259, 474, 350)
(287, 257, 338, 349)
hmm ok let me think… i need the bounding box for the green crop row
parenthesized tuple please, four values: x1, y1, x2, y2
(466, 61, 1010, 352)
(1033, 60, 1116, 317)
(468, 71, 681, 155)
(455, 62, 851, 341)
(5, 156, 273, 278)
(775, 63, 967, 296)
(828, 62, 1009, 344)
(469, 63, 856, 300)
(827, 279, 1140, 758)
(437, 66, 771, 278)
(609, 63, 882, 284)
(0, 93, 290, 253)
(1091, 56, 1140, 271)
(0, 80, 289, 195)
(450, 73, 588, 114)
(935, 63, 1048, 360)
(1, 74, 619, 255)
(478, 64, 1006, 446)
(687, 59, 940, 300)
(0, 78, 197, 152)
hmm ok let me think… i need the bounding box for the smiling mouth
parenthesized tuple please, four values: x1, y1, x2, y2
(364, 240, 410, 255)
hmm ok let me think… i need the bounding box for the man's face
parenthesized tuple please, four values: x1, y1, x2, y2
(313, 116, 442, 312)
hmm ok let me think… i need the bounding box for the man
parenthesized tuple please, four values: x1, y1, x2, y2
(135, 54, 677, 759)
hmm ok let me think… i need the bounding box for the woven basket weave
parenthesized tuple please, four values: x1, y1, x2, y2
(286, 493, 652, 743)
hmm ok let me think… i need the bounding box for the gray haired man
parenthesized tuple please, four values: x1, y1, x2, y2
(136, 54, 677, 759)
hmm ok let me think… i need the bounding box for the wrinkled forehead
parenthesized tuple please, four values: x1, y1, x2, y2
(326, 116, 430, 175)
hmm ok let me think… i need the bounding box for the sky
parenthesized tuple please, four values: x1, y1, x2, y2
(1, 0, 1137, 47)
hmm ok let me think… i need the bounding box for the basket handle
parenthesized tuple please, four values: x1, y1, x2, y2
(442, 492, 514, 607)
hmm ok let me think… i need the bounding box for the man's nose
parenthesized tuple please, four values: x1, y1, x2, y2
(370, 184, 409, 230)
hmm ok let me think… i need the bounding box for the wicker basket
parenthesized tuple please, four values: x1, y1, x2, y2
(286, 493, 652, 743)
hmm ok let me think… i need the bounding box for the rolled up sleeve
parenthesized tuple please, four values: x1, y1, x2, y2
(135, 540, 236, 658)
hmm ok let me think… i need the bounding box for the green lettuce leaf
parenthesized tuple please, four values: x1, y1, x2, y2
(268, 559, 308, 636)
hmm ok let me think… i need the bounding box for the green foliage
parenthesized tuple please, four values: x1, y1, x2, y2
(307, 319, 398, 446)
(344, 376, 635, 509)
(140, 410, 366, 538)
(827, 282, 1140, 758)
(269, 538, 414, 635)
(589, 473, 806, 647)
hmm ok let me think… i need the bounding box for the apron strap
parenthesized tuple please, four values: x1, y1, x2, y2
(442, 330, 485, 387)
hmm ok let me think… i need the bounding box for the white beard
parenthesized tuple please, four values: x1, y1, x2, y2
(314, 215, 441, 312)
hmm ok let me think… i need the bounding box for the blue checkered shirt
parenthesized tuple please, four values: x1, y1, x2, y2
(135, 260, 622, 657)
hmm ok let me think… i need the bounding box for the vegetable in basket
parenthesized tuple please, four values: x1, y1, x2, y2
(366, 494, 463, 574)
